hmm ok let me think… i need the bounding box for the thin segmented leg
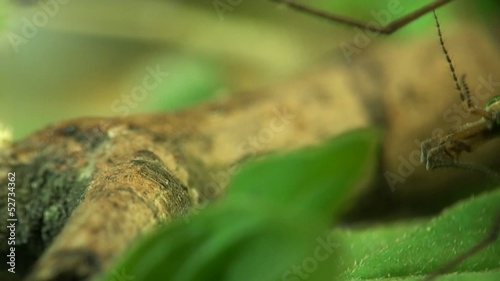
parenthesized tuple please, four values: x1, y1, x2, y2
(422, 127, 498, 178)
(270, 0, 454, 34)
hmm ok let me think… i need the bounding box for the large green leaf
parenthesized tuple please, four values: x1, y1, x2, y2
(335, 189, 500, 281)
(224, 128, 378, 222)
(99, 129, 378, 281)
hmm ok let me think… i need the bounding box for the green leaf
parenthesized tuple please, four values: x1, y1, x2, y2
(334, 189, 500, 281)
(225, 128, 378, 222)
(100, 129, 378, 281)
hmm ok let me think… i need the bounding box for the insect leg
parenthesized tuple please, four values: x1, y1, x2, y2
(271, 0, 453, 34)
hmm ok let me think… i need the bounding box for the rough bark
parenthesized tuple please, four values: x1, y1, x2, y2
(0, 27, 499, 281)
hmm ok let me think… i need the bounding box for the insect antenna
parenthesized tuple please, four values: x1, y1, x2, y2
(459, 75, 473, 109)
(432, 10, 472, 109)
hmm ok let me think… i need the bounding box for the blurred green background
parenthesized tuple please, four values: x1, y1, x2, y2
(0, 0, 497, 139)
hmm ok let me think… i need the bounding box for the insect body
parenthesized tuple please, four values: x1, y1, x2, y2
(420, 11, 500, 178)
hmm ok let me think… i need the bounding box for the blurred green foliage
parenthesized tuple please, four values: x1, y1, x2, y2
(472, 0, 500, 23)
(2, 0, 495, 139)
(143, 54, 223, 111)
(0, 1, 6, 31)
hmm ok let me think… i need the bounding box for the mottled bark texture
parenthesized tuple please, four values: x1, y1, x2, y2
(0, 27, 499, 281)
